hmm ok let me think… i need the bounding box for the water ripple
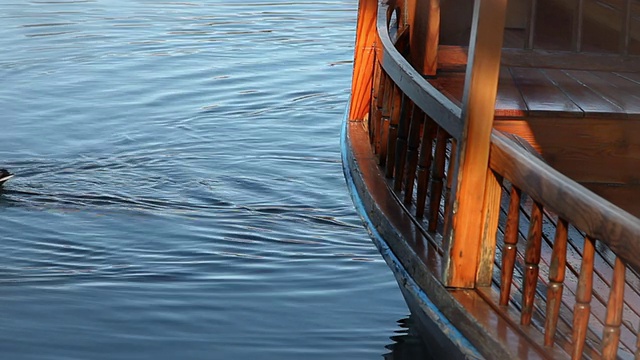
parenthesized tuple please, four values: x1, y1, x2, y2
(0, 0, 413, 359)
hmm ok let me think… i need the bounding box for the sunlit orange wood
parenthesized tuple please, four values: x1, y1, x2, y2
(572, 235, 595, 360)
(349, 0, 378, 121)
(500, 185, 521, 306)
(405, 0, 440, 76)
(601, 257, 625, 359)
(443, 0, 508, 287)
(544, 218, 568, 346)
(475, 168, 502, 286)
(424, 0, 441, 76)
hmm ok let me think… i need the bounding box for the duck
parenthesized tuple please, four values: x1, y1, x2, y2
(0, 169, 13, 186)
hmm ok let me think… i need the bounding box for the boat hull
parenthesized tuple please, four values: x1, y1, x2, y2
(340, 104, 482, 360)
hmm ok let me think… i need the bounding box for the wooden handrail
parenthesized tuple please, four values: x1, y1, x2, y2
(375, 0, 463, 139)
(489, 131, 640, 272)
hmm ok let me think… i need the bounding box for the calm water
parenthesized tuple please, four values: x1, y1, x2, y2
(0, 0, 428, 358)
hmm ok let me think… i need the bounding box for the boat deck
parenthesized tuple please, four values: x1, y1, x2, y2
(430, 65, 640, 119)
(428, 57, 640, 218)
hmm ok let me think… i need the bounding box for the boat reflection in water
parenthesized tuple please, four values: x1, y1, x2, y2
(384, 317, 431, 360)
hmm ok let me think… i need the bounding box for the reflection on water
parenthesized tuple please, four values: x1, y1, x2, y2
(384, 317, 431, 360)
(0, 0, 430, 358)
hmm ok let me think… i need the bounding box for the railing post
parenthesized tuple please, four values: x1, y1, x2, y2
(441, 0, 508, 288)
(349, 0, 378, 121)
(406, 0, 440, 76)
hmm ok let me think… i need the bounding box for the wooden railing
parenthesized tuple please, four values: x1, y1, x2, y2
(488, 133, 640, 359)
(349, 0, 640, 358)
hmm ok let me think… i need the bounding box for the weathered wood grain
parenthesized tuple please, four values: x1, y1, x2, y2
(476, 169, 503, 286)
(443, 0, 508, 288)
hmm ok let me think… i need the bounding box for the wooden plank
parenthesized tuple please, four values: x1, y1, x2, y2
(496, 66, 528, 118)
(617, 71, 640, 84)
(453, 288, 558, 360)
(543, 69, 625, 117)
(493, 118, 640, 185)
(442, 0, 508, 288)
(473, 286, 573, 359)
(476, 169, 503, 287)
(437, 45, 640, 73)
(427, 72, 464, 106)
(427, 67, 528, 118)
(489, 131, 640, 274)
(581, 183, 640, 218)
(349, 0, 378, 121)
(566, 70, 640, 117)
(509, 67, 583, 117)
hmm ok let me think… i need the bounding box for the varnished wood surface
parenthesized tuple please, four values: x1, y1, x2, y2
(345, 0, 640, 357)
(442, 0, 508, 288)
(374, 0, 463, 139)
(489, 132, 640, 273)
(344, 120, 552, 359)
(429, 64, 640, 119)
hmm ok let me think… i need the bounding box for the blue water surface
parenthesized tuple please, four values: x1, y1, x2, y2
(0, 0, 426, 359)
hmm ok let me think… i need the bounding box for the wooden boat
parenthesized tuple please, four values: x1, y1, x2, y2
(341, 0, 640, 358)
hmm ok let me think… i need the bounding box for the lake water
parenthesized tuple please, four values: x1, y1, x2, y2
(0, 1, 429, 359)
